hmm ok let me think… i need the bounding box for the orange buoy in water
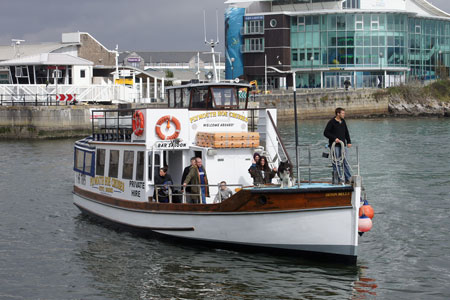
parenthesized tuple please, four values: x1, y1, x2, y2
(358, 215, 373, 232)
(359, 199, 374, 219)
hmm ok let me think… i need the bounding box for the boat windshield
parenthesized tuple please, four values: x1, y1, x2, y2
(211, 87, 238, 108)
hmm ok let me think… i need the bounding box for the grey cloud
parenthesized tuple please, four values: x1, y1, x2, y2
(1, 0, 450, 52)
(0, 0, 226, 51)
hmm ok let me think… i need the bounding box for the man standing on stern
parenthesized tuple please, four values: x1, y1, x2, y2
(183, 157, 209, 204)
(324, 107, 352, 184)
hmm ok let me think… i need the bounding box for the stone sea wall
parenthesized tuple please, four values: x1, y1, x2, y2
(0, 106, 96, 139)
(257, 89, 389, 120)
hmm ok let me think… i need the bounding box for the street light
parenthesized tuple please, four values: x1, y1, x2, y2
(379, 52, 384, 88)
(310, 55, 314, 88)
(268, 66, 300, 186)
(231, 57, 235, 79)
(438, 50, 442, 80)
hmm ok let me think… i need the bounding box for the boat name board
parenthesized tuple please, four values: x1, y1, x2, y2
(90, 176, 125, 193)
(325, 192, 351, 197)
(189, 111, 248, 124)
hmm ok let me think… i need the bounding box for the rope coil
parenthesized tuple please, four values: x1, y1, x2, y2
(330, 141, 353, 182)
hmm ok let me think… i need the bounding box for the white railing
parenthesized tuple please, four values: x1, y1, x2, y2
(0, 84, 144, 103)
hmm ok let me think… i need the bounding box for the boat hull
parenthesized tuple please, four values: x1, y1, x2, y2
(73, 189, 359, 262)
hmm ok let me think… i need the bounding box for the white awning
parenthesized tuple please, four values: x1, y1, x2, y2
(0, 53, 93, 66)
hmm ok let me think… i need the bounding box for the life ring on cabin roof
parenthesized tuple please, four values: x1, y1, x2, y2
(132, 110, 145, 136)
(155, 115, 181, 140)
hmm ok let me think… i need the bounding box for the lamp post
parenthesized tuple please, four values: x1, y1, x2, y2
(231, 57, 235, 80)
(268, 66, 300, 186)
(379, 52, 383, 88)
(264, 54, 267, 94)
(310, 55, 314, 88)
(438, 50, 442, 80)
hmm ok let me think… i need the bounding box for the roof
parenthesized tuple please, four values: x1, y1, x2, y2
(166, 82, 251, 90)
(0, 53, 93, 66)
(413, 0, 450, 17)
(0, 43, 78, 61)
(119, 51, 225, 64)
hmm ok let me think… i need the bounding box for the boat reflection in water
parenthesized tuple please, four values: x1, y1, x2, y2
(75, 215, 376, 299)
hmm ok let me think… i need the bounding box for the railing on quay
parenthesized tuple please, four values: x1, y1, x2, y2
(154, 183, 244, 204)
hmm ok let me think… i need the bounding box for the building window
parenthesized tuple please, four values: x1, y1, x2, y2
(244, 19, 264, 34)
(298, 16, 305, 32)
(243, 38, 265, 52)
(415, 25, 421, 34)
(292, 49, 298, 61)
(356, 15, 363, 31)
(15, 66, 28, 77)
(270, 19, 277, 28)
(371, 15, 379, 31)
(80, 70, 85, 78)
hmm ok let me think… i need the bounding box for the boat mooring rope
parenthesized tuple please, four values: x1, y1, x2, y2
(330, 141, 352, 182)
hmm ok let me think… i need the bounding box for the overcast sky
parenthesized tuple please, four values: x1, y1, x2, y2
(1, 0, 449, 52)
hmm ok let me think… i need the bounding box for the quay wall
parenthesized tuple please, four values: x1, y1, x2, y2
(257, 89, 389, 120)
(0, 106, 94, 139)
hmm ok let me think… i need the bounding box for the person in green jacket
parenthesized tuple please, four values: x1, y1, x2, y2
(183, 157, 209, 204)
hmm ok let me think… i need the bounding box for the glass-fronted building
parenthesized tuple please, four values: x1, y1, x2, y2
(225, 0, 450, 89)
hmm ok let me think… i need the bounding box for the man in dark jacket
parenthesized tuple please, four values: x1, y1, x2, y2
(324, 107, 352, 184)
(154, 166, 173, 203)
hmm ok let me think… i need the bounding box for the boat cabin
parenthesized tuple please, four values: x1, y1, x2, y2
(73, 82, 285, 204)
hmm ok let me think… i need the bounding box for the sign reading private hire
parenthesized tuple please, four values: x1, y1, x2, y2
(189, 111, 249, 132)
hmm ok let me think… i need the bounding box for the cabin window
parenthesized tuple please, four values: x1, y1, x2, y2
(76, 149, 84, 171)
(122, 151, 134, 180)
(109, 150, 119, 178)
(96, 149, 105, 176)
(212, 87, 238, 107)
(183, 88, 190, 108)
(190, 87, 212, 109)
(74, 148, 95, 176)
(136, 151, 144, 181)
(85, 152, 93, 174)
(175, 89, 183, 107)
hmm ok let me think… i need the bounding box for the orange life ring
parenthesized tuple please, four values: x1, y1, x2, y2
(132, 110, 145, 136)
(155, 115, 181, 140)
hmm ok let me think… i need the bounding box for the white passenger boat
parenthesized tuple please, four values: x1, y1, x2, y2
(73, 81, 367, 263)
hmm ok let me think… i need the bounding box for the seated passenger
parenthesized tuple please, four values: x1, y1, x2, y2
(249, 156, 277, 185)
(214, 181, 233, 203)
(154, 166, 173, 203)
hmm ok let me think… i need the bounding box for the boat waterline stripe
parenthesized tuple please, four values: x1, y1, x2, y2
(73, 192, 352, 216)
(155, 235, 357, 256)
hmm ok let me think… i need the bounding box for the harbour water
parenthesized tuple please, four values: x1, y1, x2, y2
(1, 117, 449, 299)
